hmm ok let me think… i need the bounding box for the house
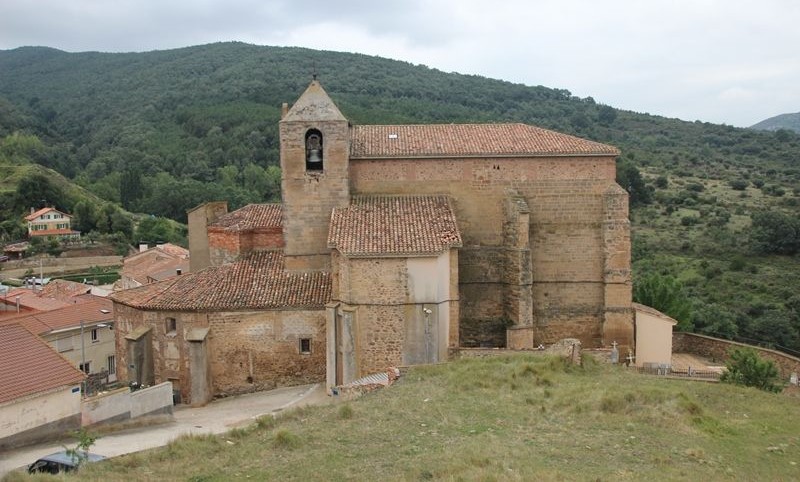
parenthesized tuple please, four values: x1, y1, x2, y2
(0, 323, 85, 450)
(118, 243, 190, 290)
(0, 295, 116, 387)
(0, 280, 96, 321)
(24, 207, 80, 240)
(633, 303, 678, 367)
(111, 80, 633, 404)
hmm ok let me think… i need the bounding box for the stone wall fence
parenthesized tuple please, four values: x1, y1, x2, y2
(81, 381, 174, 427)
(674, 332, 800, 381)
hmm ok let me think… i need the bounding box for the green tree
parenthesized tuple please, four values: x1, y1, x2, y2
(616, 159, 652, 206)
(633, 273, 693, 330)
(720, 348, 782, 393)
(750, 211, 800, 255)
(135, 216, 176, 244)
(15, 173, 65, 211)
(110, 210, 134, 241)
(72, 200, 97, 234)
(597, 105, 617, 126)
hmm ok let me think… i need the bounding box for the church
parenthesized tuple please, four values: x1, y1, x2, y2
(110, 80, 632, 405)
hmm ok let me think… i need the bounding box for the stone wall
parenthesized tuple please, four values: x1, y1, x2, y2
(113, 304, 326, 404)
(350, 155, 629, 349)
(208, 227, 284, 266)
(674, 332, 800, 380)
(280, 117, 350, 271)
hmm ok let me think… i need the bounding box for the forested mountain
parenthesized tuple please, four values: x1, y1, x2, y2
(751, 112, 800, 133)
(1, 42, 800, 353)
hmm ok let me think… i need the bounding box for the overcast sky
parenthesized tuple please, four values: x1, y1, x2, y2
(1, 0, 798, 127)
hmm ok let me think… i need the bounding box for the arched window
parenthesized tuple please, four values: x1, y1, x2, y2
(305, 129, 323, 171)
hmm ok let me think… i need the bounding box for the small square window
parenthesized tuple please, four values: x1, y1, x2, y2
(299, 338, 311, 354)
(166, 317, 177, 334)
(79, 362, 91, 374)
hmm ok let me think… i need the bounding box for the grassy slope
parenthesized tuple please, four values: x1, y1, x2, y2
(20, 354, 800, 481)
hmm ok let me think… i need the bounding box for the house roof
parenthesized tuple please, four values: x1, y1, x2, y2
(25, 207, 70, 221)
(209, 204, 282, 232)
(110, 251, 331, 311)
(328, 195, 462, 257)
(39, 279, 93, 300)
(0, 295, 113, 335)
(0, 323, 84, 404)
(632, 303, 679, 326)
(123, 244, 190, 285)
(350, 123, 619, 159)
(1, 287, 75, 313)
(282, 80, 347, 123)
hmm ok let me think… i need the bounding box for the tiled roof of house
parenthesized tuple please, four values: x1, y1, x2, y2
(209, 204, 282, 231)
(24, 207, 65, 221)
(350, 124, 619, 159)
(110, 251, 330, 311)
(1, 287, 75, 313)
(39, 279, 92, 300)
(0, 323, 84, 404)
(328, 195, 462, 256)
(0, 296, 113, 335)
(122, 244, 190, 286)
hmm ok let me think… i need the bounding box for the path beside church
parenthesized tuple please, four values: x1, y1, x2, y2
(0, 383, 330, 476)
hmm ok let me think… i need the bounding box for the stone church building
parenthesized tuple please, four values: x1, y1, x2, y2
(110, 80, 632, 405)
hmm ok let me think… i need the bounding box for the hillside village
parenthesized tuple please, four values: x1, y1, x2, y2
(3, 78, 800, 465)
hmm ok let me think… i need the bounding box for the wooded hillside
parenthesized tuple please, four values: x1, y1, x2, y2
(1, 42, 799, 353)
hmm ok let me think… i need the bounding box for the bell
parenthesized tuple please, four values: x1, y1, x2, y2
(307, 148, 322, 164)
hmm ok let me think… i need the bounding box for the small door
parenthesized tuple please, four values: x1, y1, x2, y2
(403, 305, 438, 365)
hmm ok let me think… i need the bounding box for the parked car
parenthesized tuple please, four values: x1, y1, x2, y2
(28, 451, 105, 474)
(0, 255, 9, 262)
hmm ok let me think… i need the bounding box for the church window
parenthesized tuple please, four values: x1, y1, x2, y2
(299, 338, 312, 354)
(305, 129, 323, 171)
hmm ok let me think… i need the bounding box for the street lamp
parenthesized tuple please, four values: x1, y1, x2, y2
(80, 320, 107, 398)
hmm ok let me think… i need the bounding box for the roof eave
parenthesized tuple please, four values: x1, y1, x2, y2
(350, 152, 619, 160)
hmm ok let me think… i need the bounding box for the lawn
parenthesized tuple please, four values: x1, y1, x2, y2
(11, 354, 800, 481)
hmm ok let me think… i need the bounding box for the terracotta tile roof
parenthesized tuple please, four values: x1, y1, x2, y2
(123, 244, 191, 285)
(1, 287, 75, 312)
(0, 323, 84, 404)
(110, 251, 330, 311)
(39, 279, 93, 300)
(24, 207, 61, 221)
(350, 124, 619, 159)
(29, 228, 80, 237)
(3, 241, 28, 253)
(209, 204, 282, 231)
(328, 195, 462, 256)
(0, 296, 113, 335)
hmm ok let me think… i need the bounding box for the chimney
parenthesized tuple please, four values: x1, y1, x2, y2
(176, 268, 182, 276)
(281, 103, 289, 119)
(30, 207, 35, 214)
(139, 242, 149, 252)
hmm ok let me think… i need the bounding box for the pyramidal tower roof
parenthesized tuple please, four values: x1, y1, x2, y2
(282, 80, 347, 122)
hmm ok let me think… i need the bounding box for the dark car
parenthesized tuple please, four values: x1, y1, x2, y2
(28, 451, 105, 474)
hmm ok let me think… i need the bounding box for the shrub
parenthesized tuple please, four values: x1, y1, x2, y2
(720, 348, 782, 393)
(729, 179, 748, 191)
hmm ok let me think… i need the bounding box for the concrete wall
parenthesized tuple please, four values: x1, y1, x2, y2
(673, 332, 800, 380)
(187, 202, 228, 272)
(81, 382, 173, 427)
(0, 386, 82, 450)
(635, 310, 675, 366)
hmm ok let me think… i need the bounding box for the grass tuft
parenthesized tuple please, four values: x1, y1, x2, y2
(273, 429, 301, 449)
(338, 404, 354, 420)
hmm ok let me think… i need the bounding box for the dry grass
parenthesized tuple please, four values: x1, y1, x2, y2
(33, 354, 800, 481)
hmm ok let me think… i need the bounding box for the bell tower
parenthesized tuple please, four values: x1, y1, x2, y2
(279, 80, 350, 271)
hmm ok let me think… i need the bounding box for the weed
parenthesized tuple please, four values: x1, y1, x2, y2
(273, 429, 301, 449)
(256, 414, 277, 430)
(338, 404, 354, 420)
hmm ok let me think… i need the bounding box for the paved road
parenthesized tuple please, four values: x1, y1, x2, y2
(0, 383, 330, 476)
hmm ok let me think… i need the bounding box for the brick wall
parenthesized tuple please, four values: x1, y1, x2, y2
(673, 332, 800, 380)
